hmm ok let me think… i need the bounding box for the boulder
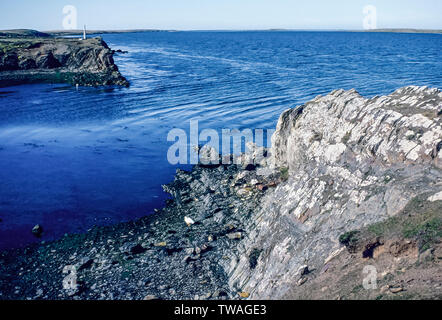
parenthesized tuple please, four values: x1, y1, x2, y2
(31, 224, 43, 237)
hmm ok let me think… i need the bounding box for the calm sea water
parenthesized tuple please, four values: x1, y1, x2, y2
(0, 31, 441, 249)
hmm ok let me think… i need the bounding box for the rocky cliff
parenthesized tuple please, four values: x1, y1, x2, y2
(0, 86, 440, 300)
(225, 85, 441, 299)
(0, 32, 128, 87)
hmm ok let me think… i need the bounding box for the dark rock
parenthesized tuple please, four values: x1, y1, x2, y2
(165, 246, 183, 255)
(200, 244, 212, 253)
(130, 244, 147, 255)
(245, 164, 256, 171)
(0, 53, 18, 71)
(35, 52, 60, 69)
(249, 249, 262, 270)
(31, 224, 43, 237)
(298, 265, 309, 276)
(362, 239, 383, 259)
(18, 57, 36, 70)
(78, 257, 94, 271)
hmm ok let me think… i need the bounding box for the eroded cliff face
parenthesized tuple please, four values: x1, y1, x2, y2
(224, 86, 441, 299)
(0, 37, 128, 86)
(272, 86, 441, 170)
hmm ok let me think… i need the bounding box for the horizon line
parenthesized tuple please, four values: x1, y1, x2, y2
(2, 28, 441, 34)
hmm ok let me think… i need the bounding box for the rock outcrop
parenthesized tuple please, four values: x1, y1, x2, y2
(225, 86, 441, 299)
(0, 32, 128, 87)
(0, 86, 440, 300)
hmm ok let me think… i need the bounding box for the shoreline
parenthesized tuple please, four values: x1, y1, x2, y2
(0, 160, 277, 300)
(0, 86, 440, 300)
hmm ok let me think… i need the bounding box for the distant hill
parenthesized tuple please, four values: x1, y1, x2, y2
(0, 29, 52, 38)
(1, 28, 440, 38)
(367, 28, 442, 34)
(45, 29, 171, 37)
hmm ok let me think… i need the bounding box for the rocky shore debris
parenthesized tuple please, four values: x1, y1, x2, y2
(184, 216, 195, 227)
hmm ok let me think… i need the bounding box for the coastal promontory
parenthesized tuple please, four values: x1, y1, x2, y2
(0, 30, 128, 87)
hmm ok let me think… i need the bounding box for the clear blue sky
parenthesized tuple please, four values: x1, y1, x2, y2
(1, 0, 441, 30)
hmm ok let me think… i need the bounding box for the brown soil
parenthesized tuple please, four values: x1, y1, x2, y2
(285, 197, 442, 300)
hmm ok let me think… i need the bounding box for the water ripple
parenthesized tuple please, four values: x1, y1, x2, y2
(0, 31, 441, 249)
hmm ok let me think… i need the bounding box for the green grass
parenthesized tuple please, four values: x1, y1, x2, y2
(365, 196, 441, 252)
(367, 216, 399, 237)
(342, 131, 352, 144)
(279, 167, 289, 182)
(350, 284, 364, 294)
(338, 231, 359, 247)
(403, 217, 442, 252)
(0, 40, 38, 54)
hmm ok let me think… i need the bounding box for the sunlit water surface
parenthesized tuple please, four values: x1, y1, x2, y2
(0, 31, 441, 249)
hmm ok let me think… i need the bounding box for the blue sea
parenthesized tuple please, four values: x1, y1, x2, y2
(0, 31, 441, 249)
